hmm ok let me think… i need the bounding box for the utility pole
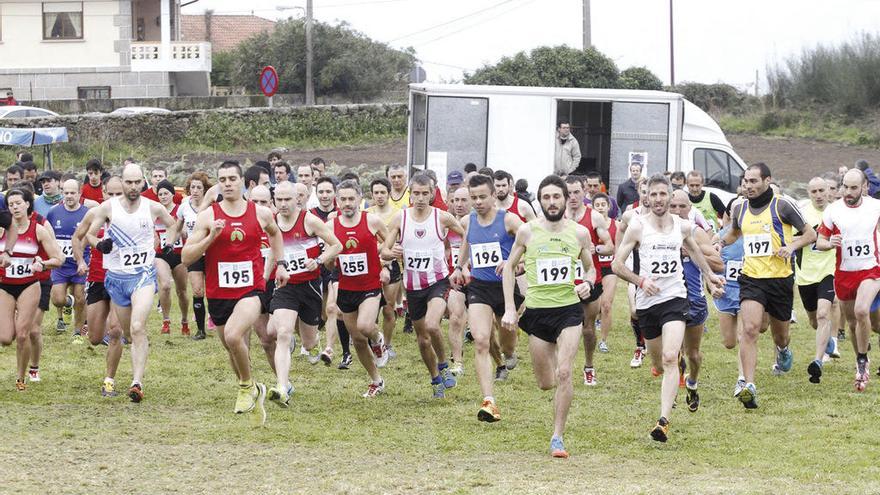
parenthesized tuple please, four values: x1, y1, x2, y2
(669, 0, 675, 86)
(582, 0, 591, 49)
(305, 0, 315, 105)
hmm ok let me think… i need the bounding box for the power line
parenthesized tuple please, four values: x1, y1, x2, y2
(413, 0, 537, 47)
(386, 0, 517, 44)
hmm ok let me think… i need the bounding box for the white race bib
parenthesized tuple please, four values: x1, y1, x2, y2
(842, 238, 873, 261)
(339, 253, 368, 276)
(405, 250, 434, 273)
(471, 242, 502, 269)
(536, 257, 571, 285)
(118, 246, 152, 268)
(5, 257, 33, 279)
(451, 250, 460, 269)
(598, 253, 613, 263)
(725, 260, 743, 281)
(218, 261, 253, 288)
(57, 239, 74, 259)
(744, 233, 772, 258)
(574, 260, 585, 281)
(284, 248, 310, 274)
(643, 252, 681, 278)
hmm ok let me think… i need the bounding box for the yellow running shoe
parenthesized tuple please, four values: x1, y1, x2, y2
(234, 382, 267, 425)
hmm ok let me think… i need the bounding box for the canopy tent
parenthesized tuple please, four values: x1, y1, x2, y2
(0, 127, 69, 169)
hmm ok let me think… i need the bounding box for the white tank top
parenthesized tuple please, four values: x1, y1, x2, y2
(176, 197, 200, 240)
(400, 207, 449, 291)
(105, 197, 156, 275)
(635, 214, 687, 310)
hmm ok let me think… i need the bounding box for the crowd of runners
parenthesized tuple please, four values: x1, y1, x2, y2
(3, 150, 880, 458)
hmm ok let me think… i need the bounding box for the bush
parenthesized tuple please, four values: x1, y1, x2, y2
(464, 45, 622, 88)
(671, 82, 757, 113)
(619, 67, 663, 90)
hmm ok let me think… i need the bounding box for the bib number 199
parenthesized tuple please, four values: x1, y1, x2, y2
(536, 257, 571, 285)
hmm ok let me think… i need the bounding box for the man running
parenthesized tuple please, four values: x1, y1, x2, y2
(85, 164, 179, 403)
(617, 178, 649, 367)
(451, 173, 524, 422)
(332, 179, 390, 397)
(501, 175, 596, 458)
(614, 175, 724, 442)
(718, 162, 815, 408)
(686, 170, 726, 232)
(367, 178, 401, 360)
(383, 173, 464, 398)
(816, 169, 880, 391)
(386, 164, 410, 210)
(445, 187, 470, 375)
(47, 179, 89, 338)
(176, 171, 211, 340)
(182, 161, 288, 421)
(591, 193, 618, 353)
(267, 182, 341, 407)
(797, 177, 839, 383)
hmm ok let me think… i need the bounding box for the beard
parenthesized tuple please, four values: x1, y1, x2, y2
(497, 192, 509, 202)
(542, 205, 565, 222)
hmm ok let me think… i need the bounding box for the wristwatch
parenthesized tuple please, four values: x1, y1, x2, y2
(276, 259, 289, 269)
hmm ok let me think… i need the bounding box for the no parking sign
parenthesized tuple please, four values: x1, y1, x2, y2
(260, 66, 278, 97)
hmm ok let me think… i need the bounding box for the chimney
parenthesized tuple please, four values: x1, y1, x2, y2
(204, 9, 213, 43)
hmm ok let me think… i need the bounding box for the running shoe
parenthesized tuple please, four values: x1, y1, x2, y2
(181, 322, 190, 336)
(161, 320, 171, 335)
(403, 315, 413, 334)
(307, 349, 322, 365)
(370, 333, 388, 368)
(234, 382, 265, 416)
(16, 379, 26, 391)
(598, 341, 609, 353)
(582, 367, 596, 386)
(385, 344, 397, 360)
(855, 358, 870, 392)
(678, 356, 687, 388)
(808, 359, 823, 384)
(651, 367, 662, 378)
(494, 365, 509, 382)
(101, 378, 117, 398)
(432, 380, 446, 399)
(650, 417, 669, 442)
(550, 436, 569, 458)
(685, 379, 700, 412)
(362, 379, 385, 398)
(826, 337, 840, 359)
(440, 366, 457, 389)
(338, 353, 352, 370)
(101, 333, 110, 346)
(733, 378, 746, 398)
(772, 346, 793, 375)
(319, 349, 333, 366)
(267, 385, 291, 408)
(630, 347, 644, 368)
(64, 294, 74, 317)
(464, 330, 474, 343)
(56, 318, 67, 333)
(450, 362, 464, 376)
(838, 329, 846, 341)
(477, 399, 501, 423)
(192, 329, 206, 341)
(80, 324, 89, 339)
(504, 354, 519, 371)
(27, 367, 40, 383)
(736, 383, 758, 409)
(128, 383, 144, 403)
(395, 305, 404, 318)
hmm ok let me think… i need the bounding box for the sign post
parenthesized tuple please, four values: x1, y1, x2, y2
(260, 66, 279, 108)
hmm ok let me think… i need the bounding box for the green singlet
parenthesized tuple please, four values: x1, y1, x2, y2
(524, 220, 581, 309)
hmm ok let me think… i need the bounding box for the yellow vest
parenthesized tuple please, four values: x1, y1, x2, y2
(389, 188, 410, 210)
(739, 197, 793, 278)
(796, 201, 835, 286)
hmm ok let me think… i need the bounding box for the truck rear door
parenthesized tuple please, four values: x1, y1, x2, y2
(608, 101, 671, 193)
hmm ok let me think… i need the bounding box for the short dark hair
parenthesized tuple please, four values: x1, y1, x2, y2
(564, 175, 584, 187)
(584, 171, 602, 182)
(7, 186, 34, 214)
(315, 176, 336, 191)
(370, 178, 391, 194)
(310, 157, 326, 167)
(254, 160, 271, 176)
(410, 173, 433, 190)
(340, 172, 360, 183)
(647, 173, 671, 189)
(6, 164, 23, 177)
(151, 166, 167, 175)
(244, 165, 266, 188)
(592, 192, 610, 205)
(18, 152, 33, 163)
(515, 178, 528, 193)
(557, 120, 571, 129)
(267, 151, 282, 161)
(492, 170, 513, 184)
(748, 162, 772, 179)
(537, 174, 568, 200)
(670, 171, 686, 182)
(477, 166, 494, 177)
(86, 159, 103, 173)
(218, 160, 242, 177)
(20, 161, 37, 172)
(468, 173, 494, 192)
(385, 164, 405, 176)
(273, 161, 291, 174)
(337, 179, 361, 195)
(463, 163, 477, 174)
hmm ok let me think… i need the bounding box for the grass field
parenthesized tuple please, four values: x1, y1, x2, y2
(1, 285, 879, 494)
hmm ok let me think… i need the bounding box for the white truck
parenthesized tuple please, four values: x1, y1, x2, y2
(406, 83, 747, 202)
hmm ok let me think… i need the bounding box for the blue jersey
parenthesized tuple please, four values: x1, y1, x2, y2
(47, 203, 89, 269)
(466, 209, 514, 283)
(682, 254, 707, 314)
(719, 227, 744, 295)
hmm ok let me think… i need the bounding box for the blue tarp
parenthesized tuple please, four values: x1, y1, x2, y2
(0, 127, 68, 146)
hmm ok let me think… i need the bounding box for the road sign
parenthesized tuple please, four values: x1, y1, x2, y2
(260, 66, 278, 98)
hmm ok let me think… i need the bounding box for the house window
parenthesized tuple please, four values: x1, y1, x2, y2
(78, 86, 110, 99)
(43, 2, 83, 40)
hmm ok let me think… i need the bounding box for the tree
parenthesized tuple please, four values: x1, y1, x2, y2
(619, 67, 663, 91)
(223, 19, 416, 99)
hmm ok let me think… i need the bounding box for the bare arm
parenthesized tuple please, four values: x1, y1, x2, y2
(180, 208, 217, 266)
(611, 219, 642, 286)
(380, 211, 403, 261)
(72, 209, 95, 274)
(440, 210, 464, 237)
(151, 202, 179, 249)
(519, 201, 536, 222)
(85, 202, 112, 248)
(682, 221, 725, 296)
(575, 225, 596, 299)
(501, 224, 531, 330)
(691, 227, 724, 272)
(35, 224, 64, 270)
(306, 213, 342, 269)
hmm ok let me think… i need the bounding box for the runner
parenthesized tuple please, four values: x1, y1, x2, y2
(181, 161, 288, 421)
(686, 170, 726, 232)
(249, 185, 283, 367)
(0, 188, 64, 390)
(74, 176, 125, 396)
(366, 178, 401, 360)
(718, 162, 816, 408)
(816, 169, 880, 391)
(383, 173, 464, 398)
(176, 171, 211, 340)
(613, 175, 724, 442)
(85, 164, 179, 403)
(591, 193, 619, 353)
(564, 175, 613, 386)
(445, 187, 470, 375)
(332, 179, 390, 397)
(141, 167, 182, 204)
(46, 179, 89, 340)
(617, 178, 649, 367)
(451, 173, 524, 422)
(81, 159, 105, 204)
(796, 177, 839, 383)
(386, 164, 410, 210)
(310, 176, 344, 365)
(669, 190, 725, 412)
(501, 174, 595, 458)
(154, 179, 189, 336)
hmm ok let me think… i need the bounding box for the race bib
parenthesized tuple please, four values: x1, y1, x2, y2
(451, 249, 460, 268)
(339, 253, 368, 276)
(744, 233, 772, 258)
(598, 253, 613, 263)
(536, 257, 571, 285)
(184, 220, 196, 237)
(158, 232, 181, 249)
(57, 239, 74, 259)
(405, 250, 434, 273)
(471, 242, 502, 269)
(842, 238, 873, 260)
(218, 261, 253, 288)
(284, 248, 311, 274)
(5, 257, 33, 279)
(725, 260, 743, 281)
(644, 251, 680, 278)
(574, 260, 584, 281)
(118, 246, 152, 268)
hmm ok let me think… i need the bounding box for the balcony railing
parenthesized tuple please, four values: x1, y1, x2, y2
(131, 42, 212, 72)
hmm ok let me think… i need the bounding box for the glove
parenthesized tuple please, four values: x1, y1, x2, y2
(96, 238, 113, 254)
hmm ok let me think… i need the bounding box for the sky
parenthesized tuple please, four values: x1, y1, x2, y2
(182, 0, 880, 93)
